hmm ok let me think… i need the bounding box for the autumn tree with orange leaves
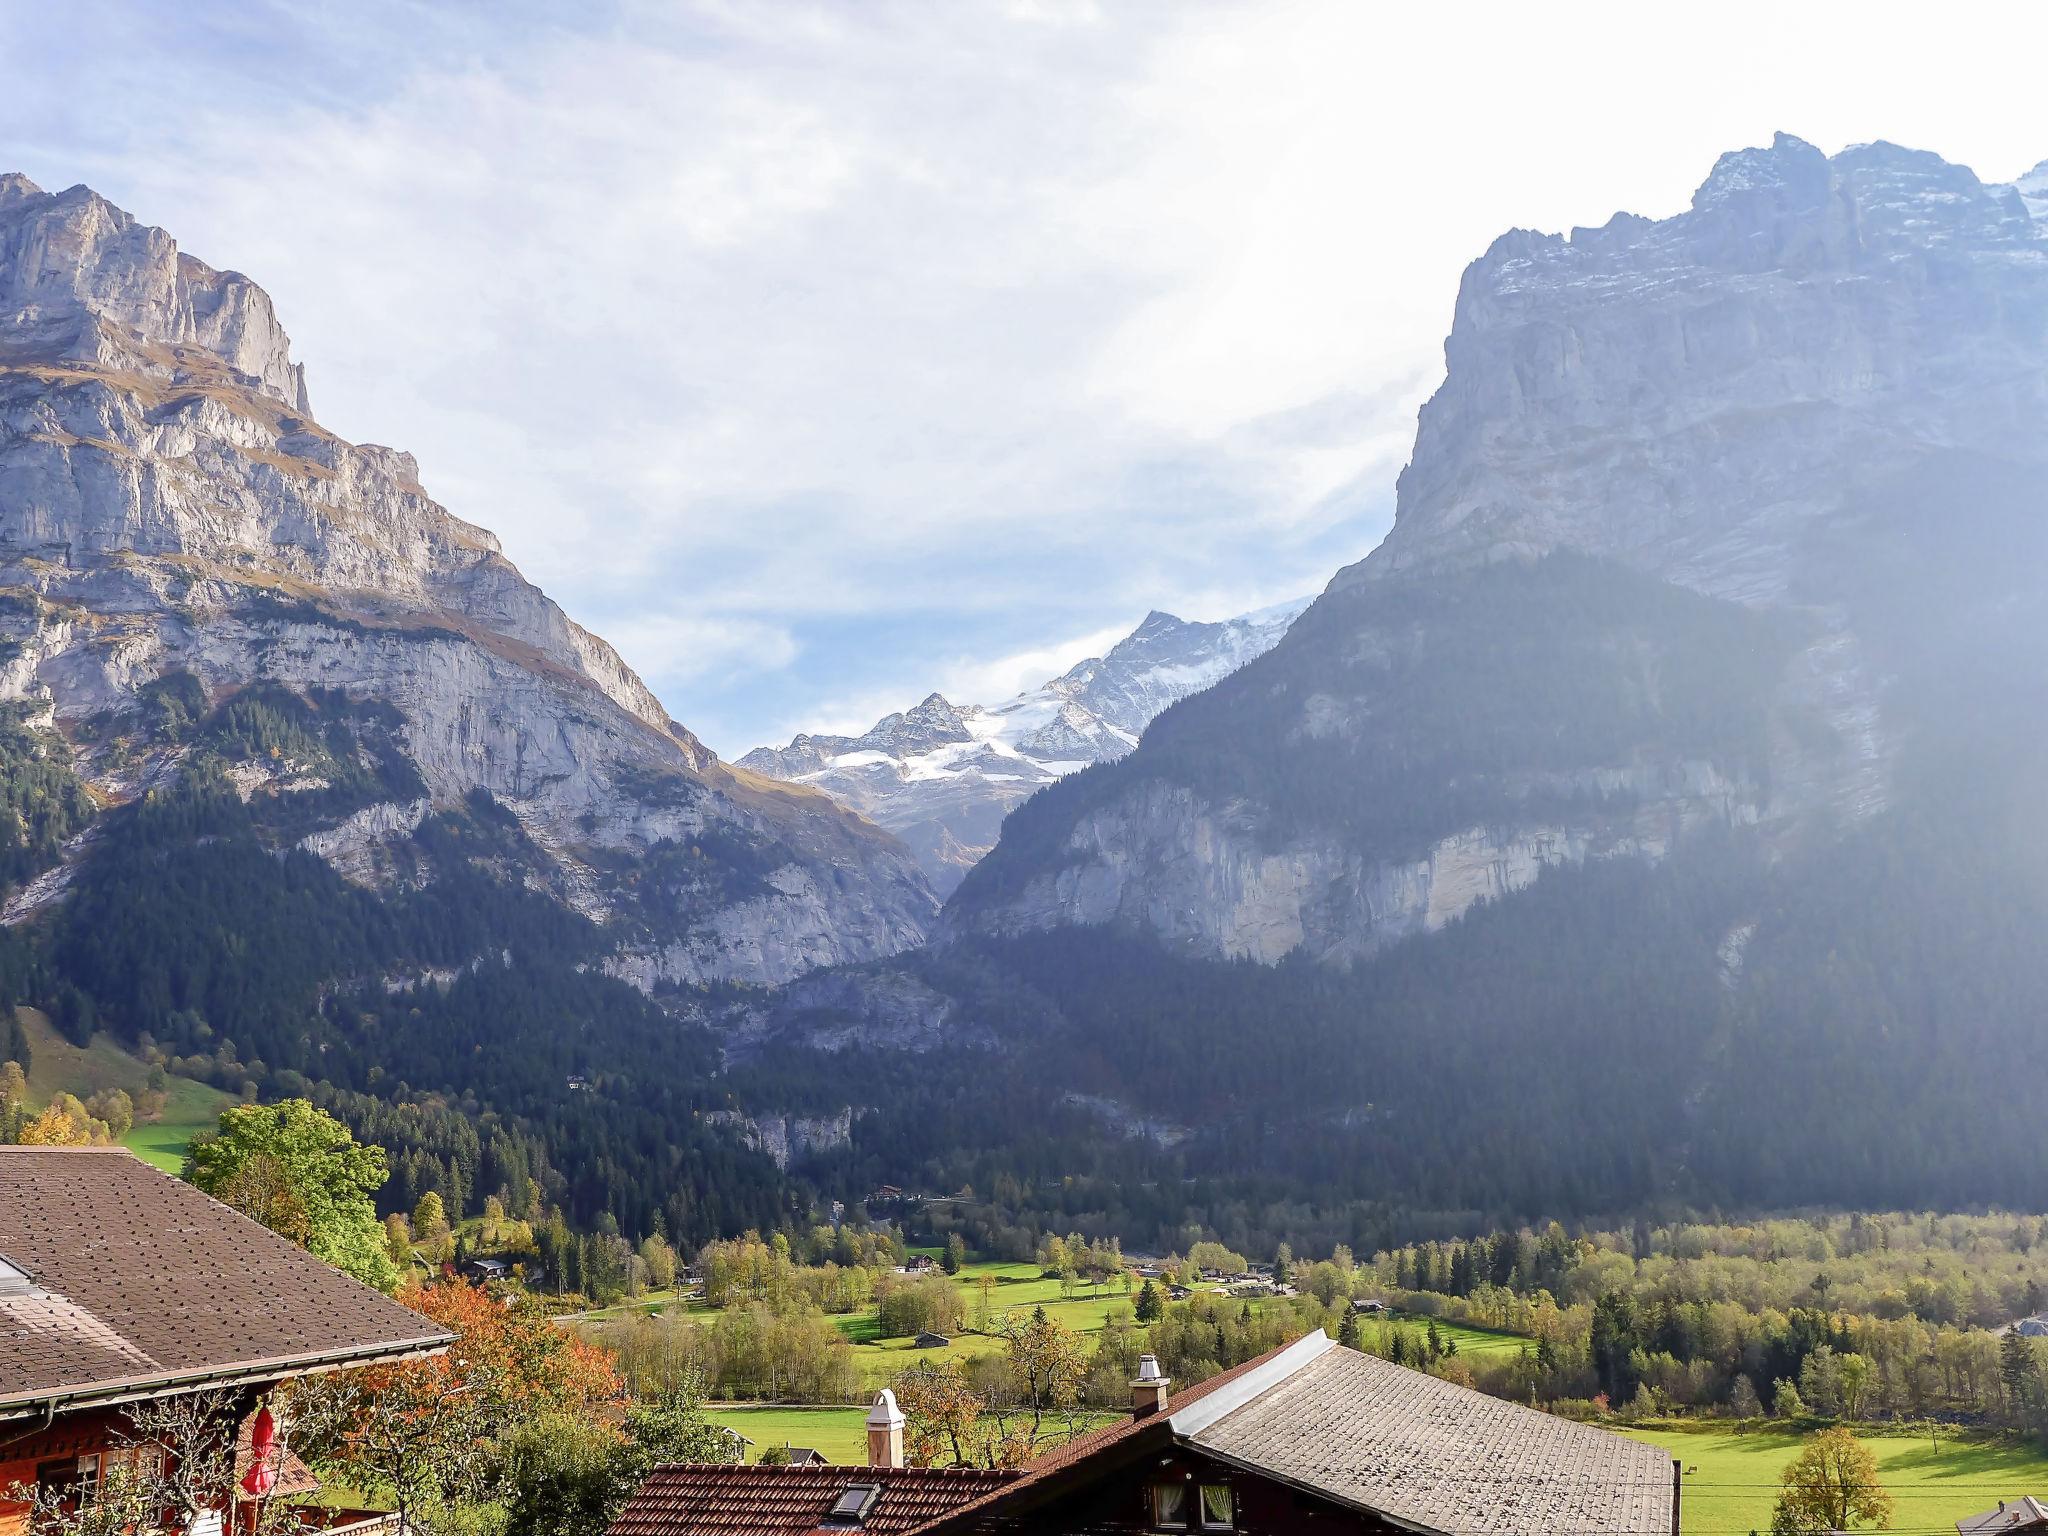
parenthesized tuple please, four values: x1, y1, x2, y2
(294, 1280, 626, 1534)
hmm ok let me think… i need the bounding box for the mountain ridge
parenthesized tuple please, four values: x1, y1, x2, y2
(741, 598, 1307, 893)
(943, 132, 2048, 965)
(0, 172, 937, 989)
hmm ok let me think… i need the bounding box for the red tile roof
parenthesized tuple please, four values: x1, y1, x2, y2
(0, 1148, 451, 1415)
(610, 1464, 1021, 1536)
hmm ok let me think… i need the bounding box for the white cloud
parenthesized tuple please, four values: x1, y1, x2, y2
(8, 0, 2048, 755)
(599, 612, 800, 686)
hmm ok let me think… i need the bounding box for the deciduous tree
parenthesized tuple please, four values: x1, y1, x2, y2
(187, 1100, 396, 1289)
(1768, 1427, 1893, 1533)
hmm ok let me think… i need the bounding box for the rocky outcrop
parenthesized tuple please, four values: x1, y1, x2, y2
(0, 174, 936, 986)
(703, 963, 990, 1056)
(742, 600, 1306, 894)
(948, 135, 2048, 966)
(704, 1107, 858, 1171)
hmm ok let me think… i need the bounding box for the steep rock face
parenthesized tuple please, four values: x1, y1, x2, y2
(742, 601, 1305, 894)
(948, 135, 2048, 964)
(0, 175, 935, 985)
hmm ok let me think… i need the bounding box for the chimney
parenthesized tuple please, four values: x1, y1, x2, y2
(865, 1389, 905, 1469)
(1132, 1354, 1171, 1418)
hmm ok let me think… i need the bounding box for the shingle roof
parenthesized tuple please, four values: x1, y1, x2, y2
(1959, 1496, 2048, 1535)
(0, 1147, 451, 1414)
(917, 1339, 1298, 1532)
(609, 1464, 1021, 1536)
(1189, 1341, 1675, 1536)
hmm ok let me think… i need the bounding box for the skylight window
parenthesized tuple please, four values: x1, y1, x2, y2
(0, 1252, 31, 1292)
(826, 1485, 880, 1524)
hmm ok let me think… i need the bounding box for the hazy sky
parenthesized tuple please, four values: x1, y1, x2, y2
(5, 2, 2048, 754)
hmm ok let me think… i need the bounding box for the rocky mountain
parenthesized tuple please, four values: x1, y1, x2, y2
(741, 601, 1305, 893)
(946, 134, 2048, 965)
(0, 173, 936, 989)
(717, 134, 2048, 1233)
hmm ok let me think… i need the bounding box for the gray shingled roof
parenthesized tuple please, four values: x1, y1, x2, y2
(0, 1147, 451, 1415)
(1187, 1337, 1674, 1536)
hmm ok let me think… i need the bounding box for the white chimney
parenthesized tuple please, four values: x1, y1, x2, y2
(1132, 1354, 1171, 1418)
(866, 1388, 906, 1469)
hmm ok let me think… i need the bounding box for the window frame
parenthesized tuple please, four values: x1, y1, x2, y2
(1149, 1479, 1192, 1529)
(1197, 1481, 1235, 1530)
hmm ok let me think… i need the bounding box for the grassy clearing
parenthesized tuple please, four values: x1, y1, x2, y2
(845, 1260, 1147, 1388)
(1625, 1423, 2048, 1536)
(15, 1006, 231, 1172)
(706, 1406, 869, 1464)
(1381, 1314, 1531, 1358)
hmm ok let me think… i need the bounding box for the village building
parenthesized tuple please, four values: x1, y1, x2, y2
(610, 1331, 1676, 1536)
(1960, 1498, 2048, 1535)
(0, 1147, 453, 1536)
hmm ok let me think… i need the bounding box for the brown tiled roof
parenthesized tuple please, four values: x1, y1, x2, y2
(609, 1464, 1021, 1536)
(1189, 1344, 1674, 1536)
(0, 1148, 451, 1415)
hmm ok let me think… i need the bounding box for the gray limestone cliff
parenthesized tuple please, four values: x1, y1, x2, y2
(946, 135, 2048, 964)
(0, 175, 935, 985)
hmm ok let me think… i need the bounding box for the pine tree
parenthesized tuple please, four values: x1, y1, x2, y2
(1135, 1280, 1162, 1323)
(1338, 1305, 1361, 1350)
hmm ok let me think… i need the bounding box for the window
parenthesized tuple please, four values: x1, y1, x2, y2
(1199, 1483, 1235, 1529)
(1150, 1481, 1190, 1529)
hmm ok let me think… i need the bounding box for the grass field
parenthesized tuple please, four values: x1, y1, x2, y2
(16, 1006, 232, 1171)
(705, 1406, 871, 1464)
(840, 1261, 1151, 1387)
(1626, 1423, 2048, 1536)
(120, 1074, 234, 1171)
(1376, 1314, 1531, 1358)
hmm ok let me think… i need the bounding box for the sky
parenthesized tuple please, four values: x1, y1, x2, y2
(4, 2, 2048, 755)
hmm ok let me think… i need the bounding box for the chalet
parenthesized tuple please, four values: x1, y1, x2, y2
(0, 1147, 453, 1536)
(912, 1331, 952, 1350)
(1166, 1285, 1193, 1301)
(462, 1256, 511, 1283)
(901, 1255, 938, 1275)
(610, 1332, 1676, 1536)
(1350, 1298, 1386, 1314)
(1960, 1498, 2048, 1535)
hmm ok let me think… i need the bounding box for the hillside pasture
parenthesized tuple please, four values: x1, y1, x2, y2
(15, 1007, 231, 1171)
(1626, 1423, 2048, 1536)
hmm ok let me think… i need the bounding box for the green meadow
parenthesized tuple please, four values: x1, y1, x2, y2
(705, 1405, 871, 1464)
(1626, 1423, 2048, 1536)
(15, 1006, 231, 1171)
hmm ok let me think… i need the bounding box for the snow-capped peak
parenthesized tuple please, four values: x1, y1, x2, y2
(740, 598, 1309, 893)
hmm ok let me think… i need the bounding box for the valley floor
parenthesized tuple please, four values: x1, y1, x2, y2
(1624, 1424, 2048, 1536)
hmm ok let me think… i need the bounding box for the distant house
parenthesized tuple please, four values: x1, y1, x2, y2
(566, 1074, 591, 1091)
(913, 1331, 952, 1350)
(782, 1447, 826, 1467)
(902, 1254, 937, 1274)
(1, 1148, 453, 1536)
(1133, 1265, 1166, 1279)
(610, 1333, 1676, 1535)
(2015, 1317, 2048, 1338)
(869, 1184, 905, 1203)
(1352, 1297, 1387, 1313)
(463, 1256, 510, 1283)
(1167, 1284, 1194, 1301)
(711, 1426, 752, 1461)
(1959, 1497, 2048, 1534)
